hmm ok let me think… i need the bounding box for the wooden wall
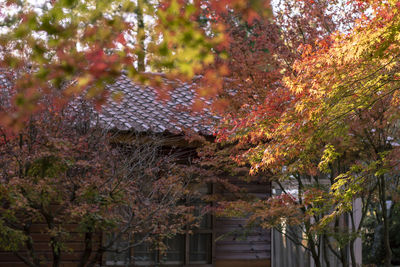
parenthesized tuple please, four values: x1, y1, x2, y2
(0, 179, 271, 267)
(0, 224, 101, 267)
(214, 178, 271, 267)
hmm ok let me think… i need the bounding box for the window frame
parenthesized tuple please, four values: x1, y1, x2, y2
(102, 184, 215, 267)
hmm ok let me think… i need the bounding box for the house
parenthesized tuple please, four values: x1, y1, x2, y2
(0, 72, 271, 267)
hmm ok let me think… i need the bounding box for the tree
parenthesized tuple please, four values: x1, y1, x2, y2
(213, 1, 400, 266)
(0, 86, 200, 267)
(0, 0, 269, 130)
(205, 0, 378, 266)
(0, 1, 272, 265)
(280, 2, 400, 265)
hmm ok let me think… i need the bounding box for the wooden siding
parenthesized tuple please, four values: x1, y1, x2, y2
(215, 179, 271, 262)
(0, 180, 271, 266)
(0, 224, 101, 267)
(215, 259, 270, 267)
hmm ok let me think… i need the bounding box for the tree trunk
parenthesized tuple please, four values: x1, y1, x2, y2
(309, 244, 322, 267)
(349, 239, 356, 267)
(379, 175, 392, 266)
(22, 221, 41, 267)
(338, 214, 348, 267)
(136, 0, 145, 72)
(322, 234, 330, 267)
(44, 214, 61, 267)
(51, 234, 61, 267)
(78, 232, 93, 267)
(87, 247, 104, 267)
(305, 222, 321, 267)
(339, 246, 348, 267)
(349, 211, 357, 267)
(14, 252, 39, 267)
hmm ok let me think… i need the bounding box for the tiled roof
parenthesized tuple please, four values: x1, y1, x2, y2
(0, 71, 216, 135)
(0, 71, 14, 109)
(98, 74, 215, 134)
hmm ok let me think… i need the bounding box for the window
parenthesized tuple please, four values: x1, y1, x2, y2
(189, 233, 212, 264)
(105, 234, 131, 266)
(104, 184, 213, 266)
(126, 234, 185, 266)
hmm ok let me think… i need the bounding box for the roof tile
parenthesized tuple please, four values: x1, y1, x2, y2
(0, 71, 216, 135)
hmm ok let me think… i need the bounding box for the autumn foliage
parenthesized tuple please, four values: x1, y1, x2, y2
(0, 0, 271, 130)
(0, 89, 200, 266)
(212, 0, 400, 266)
(4, 0, 400, 266)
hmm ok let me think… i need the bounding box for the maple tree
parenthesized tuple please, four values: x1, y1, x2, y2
(280, 2, 400, 265)
(204, 0, 396, 266)
(0, 0, 269, 130)
(210, 0, 400, 266)
(0, 1, 274, 266)
(0, 87, 205, 266)
(5, 0, 400, 265)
